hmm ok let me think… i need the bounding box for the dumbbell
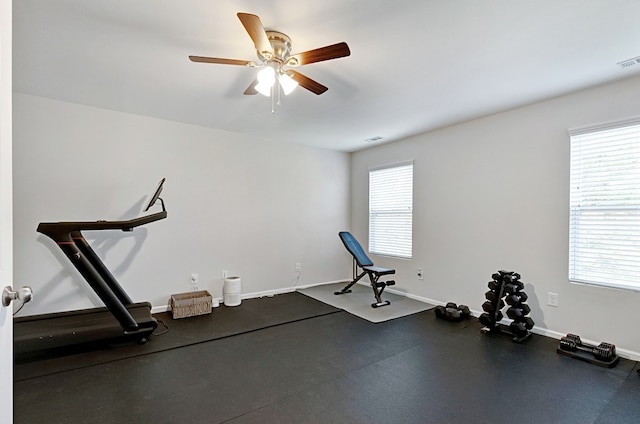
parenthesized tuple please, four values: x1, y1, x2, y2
(506, 303, 531, 319)
(482, 299, 505, 313)
(559, 333, 617, 361)
(504, 281, 525, 294)
(434, 306, 451, 319)
(487, 279, 503, 291)
(509, 316, 535, 334)
(593, 343, 617, 361)
(448, 302, 470, 318)
(479, 310, 503, 326)
(435, 303, 460, 320)
(435, 302, 471, 321)
(479, 313, 494, 327)
(435, 304, 464, 321)
(457, 304, 471, 318)
(519, 316, 535, 329)
(485, 290, 502, 302)
(505, 291, 528, 306)
(560, 337, 617, 361)
(502, 272, 521, 283)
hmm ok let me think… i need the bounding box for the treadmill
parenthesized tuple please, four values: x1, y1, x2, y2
(14, 178, 167, 360)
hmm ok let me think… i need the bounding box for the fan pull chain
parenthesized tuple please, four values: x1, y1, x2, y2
(270, 77, 282, 114)
(276, 78, 282, 107)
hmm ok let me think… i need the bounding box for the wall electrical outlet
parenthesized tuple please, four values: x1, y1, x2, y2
(295, 263, 302, 272)
(548, 292, 559, 307)
(190, 273, 199, 285)
(417, 268, 424, 280)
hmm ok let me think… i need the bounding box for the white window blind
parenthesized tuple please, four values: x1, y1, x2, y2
(369, 162, 413, 259)
(569, 120, 640, 290)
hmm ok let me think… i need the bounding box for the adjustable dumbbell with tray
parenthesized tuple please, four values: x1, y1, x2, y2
(556, 333, 619, 368)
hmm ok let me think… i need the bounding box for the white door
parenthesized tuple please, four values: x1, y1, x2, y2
(0, 0, 13, 421)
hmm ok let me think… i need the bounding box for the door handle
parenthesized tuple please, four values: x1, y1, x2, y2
(2, 285, 33, 307)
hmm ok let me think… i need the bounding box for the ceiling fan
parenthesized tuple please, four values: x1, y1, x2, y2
(189, 12, 351, 98)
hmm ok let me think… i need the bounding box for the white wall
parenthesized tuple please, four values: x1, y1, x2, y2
(13, 93, 351, 314)
(351, 74, 640, 358)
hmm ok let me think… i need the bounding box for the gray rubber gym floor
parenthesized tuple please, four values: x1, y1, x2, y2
(14, 292, 640, 423)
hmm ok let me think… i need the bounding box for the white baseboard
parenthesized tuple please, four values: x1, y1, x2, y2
(152, 280, 349, 315)
(153, 281, 640, 362)
(151, 305, 170, 314)
(528, 327, 640, 362)
(375, 283, 640, 361)
(385, 286, 442, 305)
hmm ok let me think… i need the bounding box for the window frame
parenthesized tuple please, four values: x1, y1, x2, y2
(368, 161, 414, 260)
(568, 117, 640, 291)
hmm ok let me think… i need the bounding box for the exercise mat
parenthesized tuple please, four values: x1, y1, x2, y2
(298, 282, 435, 323)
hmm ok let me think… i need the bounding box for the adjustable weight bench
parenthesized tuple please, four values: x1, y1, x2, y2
(335, 231, 396, 308)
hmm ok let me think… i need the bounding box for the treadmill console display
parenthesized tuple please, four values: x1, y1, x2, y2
(144, 177, 166, 212)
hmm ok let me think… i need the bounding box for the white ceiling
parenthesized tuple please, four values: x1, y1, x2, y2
(13, 0, 640, 152)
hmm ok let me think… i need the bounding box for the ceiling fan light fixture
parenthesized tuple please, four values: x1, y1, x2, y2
(255, 81, 272, 97)
(255, 65, 276, 96)
(279, 73, 298, 95)
(257, 65, 276, 85)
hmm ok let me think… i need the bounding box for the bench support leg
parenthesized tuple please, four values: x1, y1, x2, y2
(334, 271, 366, 295)
(367, 272, 395, 308)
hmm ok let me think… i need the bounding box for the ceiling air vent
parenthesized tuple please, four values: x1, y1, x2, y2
(617, 56, 640, 69)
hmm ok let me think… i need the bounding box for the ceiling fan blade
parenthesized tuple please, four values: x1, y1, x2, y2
(243, 80, 258, 95)
(288, 70, 328, 95)
(189, 56, 256, 67)
(287, 42, 351, 66)
(237, 13, 273, 58)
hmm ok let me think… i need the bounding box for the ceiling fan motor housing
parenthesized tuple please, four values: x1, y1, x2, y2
(259, 31, 293, 65)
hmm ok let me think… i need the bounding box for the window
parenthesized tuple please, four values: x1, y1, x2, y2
(369, 162, 413, 259)
(569, 119, 640, 290)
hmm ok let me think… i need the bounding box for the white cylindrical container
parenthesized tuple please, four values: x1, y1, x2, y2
(223, 277, 242, 307)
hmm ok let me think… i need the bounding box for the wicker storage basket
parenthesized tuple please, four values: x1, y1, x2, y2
(170, 290, 212, 319)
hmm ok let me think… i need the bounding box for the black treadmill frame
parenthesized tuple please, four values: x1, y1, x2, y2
(15, 181, 167, 357)
(35, 211, 166, 332)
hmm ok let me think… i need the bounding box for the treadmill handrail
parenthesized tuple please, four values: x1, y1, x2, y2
(35, 210, 167, 333)
(37, 210, 167, 235)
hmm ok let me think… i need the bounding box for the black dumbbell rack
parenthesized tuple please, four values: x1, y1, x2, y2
(479, 270, 535, 343)
(556, 333, 619, 368)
